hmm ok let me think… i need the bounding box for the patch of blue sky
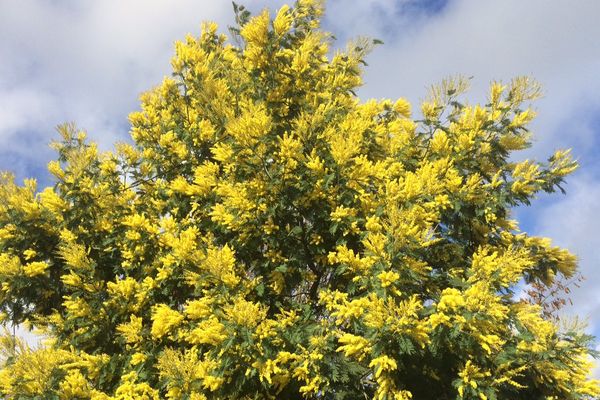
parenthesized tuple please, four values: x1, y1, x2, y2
(575, 113, 600, 178)
(376, 0, 451, 37)
(393, 0, 450, 17)
(0, 132, 55, 189)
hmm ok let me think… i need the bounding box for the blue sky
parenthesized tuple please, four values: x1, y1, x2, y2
(1, 0, 600, 372)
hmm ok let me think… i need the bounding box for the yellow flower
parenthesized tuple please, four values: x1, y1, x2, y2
(240, 10, 270, 46)
(437, 288, 465, 312)
(184, 298, 213, 320)
(330, 205, 355, 222)
(378, 270, 400, 288)
(273, 5, 292, 36)
(151, 304, 184, 339)
(117, 315, 144, 344)
(336, 333, 371, 361)
(114, 371, 160, 399)
(393, 98, 411, 117)
(23, 261, 48, 277)
(224, 298, 267, 328)
(187, 317, 227, 346)
(509, 109, 536, 128)
(131, 352, 147, 365)
(59, 369, 91, 399)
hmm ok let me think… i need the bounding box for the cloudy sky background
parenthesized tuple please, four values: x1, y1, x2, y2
(2, 0, 600, 373)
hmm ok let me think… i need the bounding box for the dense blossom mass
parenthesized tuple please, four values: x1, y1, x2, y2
(0, 0, 598, 398)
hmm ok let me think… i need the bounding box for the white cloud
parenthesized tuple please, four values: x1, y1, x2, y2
(0, 87, 57, 144)
(0, 0, 261, 150)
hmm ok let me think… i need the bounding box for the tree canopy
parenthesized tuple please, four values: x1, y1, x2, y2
(0, 1, 598, 399)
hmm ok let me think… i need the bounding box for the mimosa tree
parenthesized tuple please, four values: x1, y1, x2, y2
(0, 1, 598, 398)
